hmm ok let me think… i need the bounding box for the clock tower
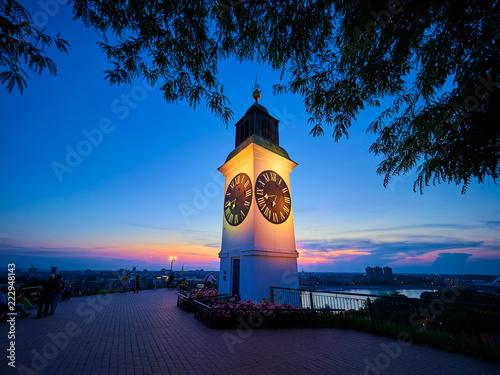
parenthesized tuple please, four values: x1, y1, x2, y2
(218, 86, 299, 302)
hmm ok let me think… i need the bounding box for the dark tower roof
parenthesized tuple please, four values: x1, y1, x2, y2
(226, 101, 292, 162)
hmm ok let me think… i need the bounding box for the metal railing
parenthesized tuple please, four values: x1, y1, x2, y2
(271, 287, 500, 361)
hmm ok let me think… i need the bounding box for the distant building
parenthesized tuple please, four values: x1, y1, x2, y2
(374, 266, 384, 281)
(27, 266, 38, 278)
(366, 267, 375, 280)
(383, 267, 393, 281)
(50, 266, 58, 274)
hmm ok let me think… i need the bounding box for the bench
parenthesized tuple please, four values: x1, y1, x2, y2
(20, 286, 43, 306)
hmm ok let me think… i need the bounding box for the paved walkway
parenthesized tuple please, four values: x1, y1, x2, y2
(1, 289, 499, 375)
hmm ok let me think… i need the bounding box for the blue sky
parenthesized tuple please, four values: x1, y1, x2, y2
(1, 2, 499, 274)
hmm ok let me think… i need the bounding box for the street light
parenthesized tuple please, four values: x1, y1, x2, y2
(169, 256, 177, 273)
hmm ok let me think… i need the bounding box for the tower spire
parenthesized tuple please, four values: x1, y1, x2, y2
(252, 75, 261, 101)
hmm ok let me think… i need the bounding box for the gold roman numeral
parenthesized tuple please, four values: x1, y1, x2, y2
(225, 207, 230, 216)
(244, 201, 250, 208)
(264, 207, 271, 219)
(240, 210, 246, 218)
(245, 189, 251, 197)
(230, 180, 235, 189)
(282, 187, 288, 194)
(280, 212, 285, 220)
(244, 180, 250, 188)
(263, 173, 270, 182)
(258, 179, 265, 187)
(257, 197, 266, 208)
(283, 205, 289, 213)
(256, 188, 264, 196)
(272, 212, 278, 222)
(284, 196, 290, 204)
(270, 172, 277, 182)
(235, 175, 240, 184)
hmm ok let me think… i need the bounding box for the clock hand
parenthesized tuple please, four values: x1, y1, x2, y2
(272, 189, 279, 207)
(226, 197, 237, 210)
(264, 194, 275, 199)
(230, 189, 247, 210)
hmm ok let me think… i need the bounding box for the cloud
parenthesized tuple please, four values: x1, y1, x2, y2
(326, 223, 474, 236)
(428, 252, 500, 274)
(481, 221, 500, 231)
(0, 243, 221, 271)
(204, 242, 221, 248)
(432, 253, 473, 271)
(1, 244, 99, 258)
(122, 221, 215, 234)
(297, 236, 484, 258)
(296, 234, 495, 273)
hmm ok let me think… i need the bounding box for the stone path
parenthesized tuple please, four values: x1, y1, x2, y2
(1, 289, 499, 375)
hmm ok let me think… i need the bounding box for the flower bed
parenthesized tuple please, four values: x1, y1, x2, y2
(194, 298, 345, 329)
(177, 290, 229, 312)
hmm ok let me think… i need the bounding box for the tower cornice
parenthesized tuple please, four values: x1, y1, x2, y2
(224, 134, 294, 164)
(219, 140, 297, 177)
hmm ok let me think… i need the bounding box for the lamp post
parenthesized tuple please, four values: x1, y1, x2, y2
(169, 256, 177, 273)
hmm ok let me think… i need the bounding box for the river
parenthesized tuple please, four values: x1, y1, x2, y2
(324, 287, 439, 299)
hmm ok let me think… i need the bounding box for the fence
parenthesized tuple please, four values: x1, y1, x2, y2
(67, 278, 169, 296)
(271, 287, 500, 361)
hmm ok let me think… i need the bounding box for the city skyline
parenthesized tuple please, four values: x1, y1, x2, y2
(1, 3, 500, 275)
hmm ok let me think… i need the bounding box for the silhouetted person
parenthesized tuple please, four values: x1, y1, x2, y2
(121, 274, 130, 292)
(205, 273, 216, 289)
(179, 278, 188, 291)
(0, 286, 31, 318)
(167, 271, 175, 288)
(61, 284, 72, 301)
(134, 275, 141, 293)
(35, 274, 58, 318)
(15, 286, 33, 311)
(49, 273, 65, 315)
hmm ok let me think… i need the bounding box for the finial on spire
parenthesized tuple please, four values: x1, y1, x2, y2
(252, 75, 261, 101)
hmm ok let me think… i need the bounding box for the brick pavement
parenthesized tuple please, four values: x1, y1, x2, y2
(1, 289, 499, 375)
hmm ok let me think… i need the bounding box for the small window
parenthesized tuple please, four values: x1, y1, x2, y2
(238, 120, 250, 144)
(261, 118, 272, 141)
(243, 120, 249, 140)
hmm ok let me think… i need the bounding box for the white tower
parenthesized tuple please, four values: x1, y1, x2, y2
(218, 88, 299, 302)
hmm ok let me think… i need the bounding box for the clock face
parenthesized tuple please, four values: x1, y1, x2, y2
(224, 173, 252, 226)
(255, 170, 291, 224)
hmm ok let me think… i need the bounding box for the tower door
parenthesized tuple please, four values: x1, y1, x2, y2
(231, 258, 240, 297)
